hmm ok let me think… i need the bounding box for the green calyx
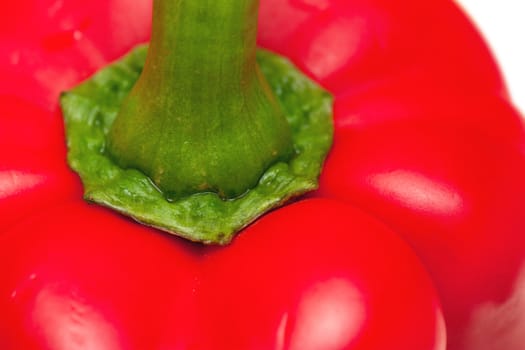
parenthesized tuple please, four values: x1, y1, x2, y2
(61, 0, 333, 244)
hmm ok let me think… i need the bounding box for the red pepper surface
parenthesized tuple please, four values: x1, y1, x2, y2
(0, 1, 524, 350)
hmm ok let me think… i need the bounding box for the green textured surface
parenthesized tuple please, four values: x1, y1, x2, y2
(61, 45, 333, 244)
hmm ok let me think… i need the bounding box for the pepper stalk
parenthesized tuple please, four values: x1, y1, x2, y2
(108, 0, 293, 200)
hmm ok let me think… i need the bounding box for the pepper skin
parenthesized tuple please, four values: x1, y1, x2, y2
(0, 199, 444, 349)
(0, 1, 524, 350)
(266, 1, 525, 349)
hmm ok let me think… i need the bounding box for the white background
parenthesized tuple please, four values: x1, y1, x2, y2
(455, 0, 525, 113)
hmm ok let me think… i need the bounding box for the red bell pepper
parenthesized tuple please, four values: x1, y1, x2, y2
(1, 1, 524, 350)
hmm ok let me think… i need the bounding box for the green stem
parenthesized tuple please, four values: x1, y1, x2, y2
(108, 0, 293, 200)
